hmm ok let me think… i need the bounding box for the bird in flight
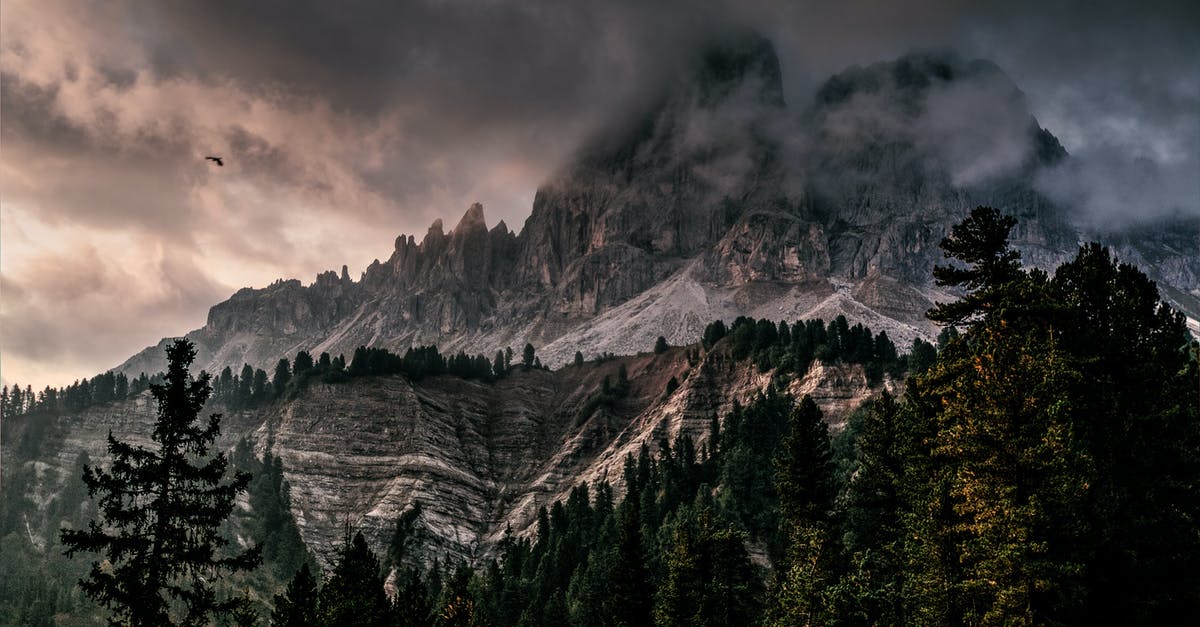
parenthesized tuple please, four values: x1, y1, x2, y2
(205, 156, 224, 166)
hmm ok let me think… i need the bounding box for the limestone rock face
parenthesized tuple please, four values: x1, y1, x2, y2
(15, 345, 897, 570)
(115, 40, 1199, 382)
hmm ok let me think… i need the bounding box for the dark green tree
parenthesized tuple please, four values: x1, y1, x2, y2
(59, 339, 260, 626)
(494, 350, 506, 377)
(608, 504, 653, 627)
(252, 368, 270, 402)
(393, 567, 432, 627)
(244, 449, 310, 579)
(655, 509, 761, 627)
(769, 395, 837, 626)
(654, 336, 669, 354)
(918, 310, 1091, 624)
(702, 320, 727, 349)
(318, 531, 391, 627)
(1051, 243, 1200, 620)
(273, 358, 292, 397)
(837, 391, 905, 623)
(927, 206, 1023, 326)
(907, 338, 937, 375)
(910, 211, 1099, 623)
(238, 364, 255, 405)
(271, 563, 318, 627)
(293, 351, 314, 375)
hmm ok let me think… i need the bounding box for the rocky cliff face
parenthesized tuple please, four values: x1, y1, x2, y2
(12, 344, 897, 571)
(115, 36, 1199, 385)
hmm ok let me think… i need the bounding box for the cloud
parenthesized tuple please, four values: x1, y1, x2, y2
(1037, 148, 1200, 230)
(0, 235, 229, 386)
(916, 67, 1037, 187)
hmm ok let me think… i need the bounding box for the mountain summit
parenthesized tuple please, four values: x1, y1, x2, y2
(117, 39, 1199, 379)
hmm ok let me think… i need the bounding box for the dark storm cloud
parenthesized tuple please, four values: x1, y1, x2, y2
(1, 0, 1196, 388)
(135, 2, 711, 114)
(132, 0, 1199, 222)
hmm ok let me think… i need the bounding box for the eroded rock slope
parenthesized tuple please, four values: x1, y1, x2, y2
(13, 343, 895, 569)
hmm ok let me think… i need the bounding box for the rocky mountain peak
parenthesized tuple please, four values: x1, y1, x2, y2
(804, 48, 1071, 220)
(814, 51, 1006, 111)
(695, 31, 785, 108)
(453, 202, 488, 235)
(114, 38, 1199, 386)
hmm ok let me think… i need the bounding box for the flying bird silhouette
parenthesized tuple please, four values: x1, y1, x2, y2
(205, 156, 224, 166)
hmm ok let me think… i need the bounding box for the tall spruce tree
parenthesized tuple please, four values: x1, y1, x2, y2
(655, 509, 760, 627)
(839, 391, 905, 624)
(271, 563, 319, 627)
(921, 319, 1091, 624)
(769, 395, 837, 626)
(1051, 242, 1200, 620)
(608, 503, 653, 627)
(927, 206, 1023, 326)
(912, 209, 1096, 623)
(318, 531, 391, 627)
(60, 339, 260, 626)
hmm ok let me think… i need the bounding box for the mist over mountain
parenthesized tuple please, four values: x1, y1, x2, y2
(113, 35, 1199, 381)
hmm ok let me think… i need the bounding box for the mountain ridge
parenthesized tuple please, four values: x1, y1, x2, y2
(114, 38, 1200, 381)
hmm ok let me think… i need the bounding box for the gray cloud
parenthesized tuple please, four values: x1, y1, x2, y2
(1, 0, 1196, 388)
(0, 243, 228, 385)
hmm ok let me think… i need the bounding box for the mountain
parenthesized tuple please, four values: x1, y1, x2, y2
(6, 35, 1199, 621)
(114, 37, 1198, 382)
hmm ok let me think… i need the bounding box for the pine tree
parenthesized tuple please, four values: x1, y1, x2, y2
(318, 531, 391, 627)
(922, 317, 1091, 624)
(494, 350, 506, 377)
(911, 211, 1096, 623)
(393, 567, 432, 627)
(293, 351, 314, 375)
(245, 449, 310, 579)
(654, 336, 669, 354)
(271, 563, 318, 627)
(252, 368, 271, 402)
(775, 396, 834, 526)
(655, 509, 760, 627)
(927, 206, 1023, 326)
(769, 395, 837, 625)
(608, 503, 653, 627)
(238, 363, 255, 406)
(60, 339, 260, 626)
(273, 358, 292, 397)
(839, 391, 905, 623)
(1051, 243, 1200, 620)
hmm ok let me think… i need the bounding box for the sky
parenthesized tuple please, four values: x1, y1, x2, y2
(1, 0, 1197, 390)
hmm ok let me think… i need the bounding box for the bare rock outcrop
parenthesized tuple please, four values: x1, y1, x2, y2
(12, 344, 898, 570)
